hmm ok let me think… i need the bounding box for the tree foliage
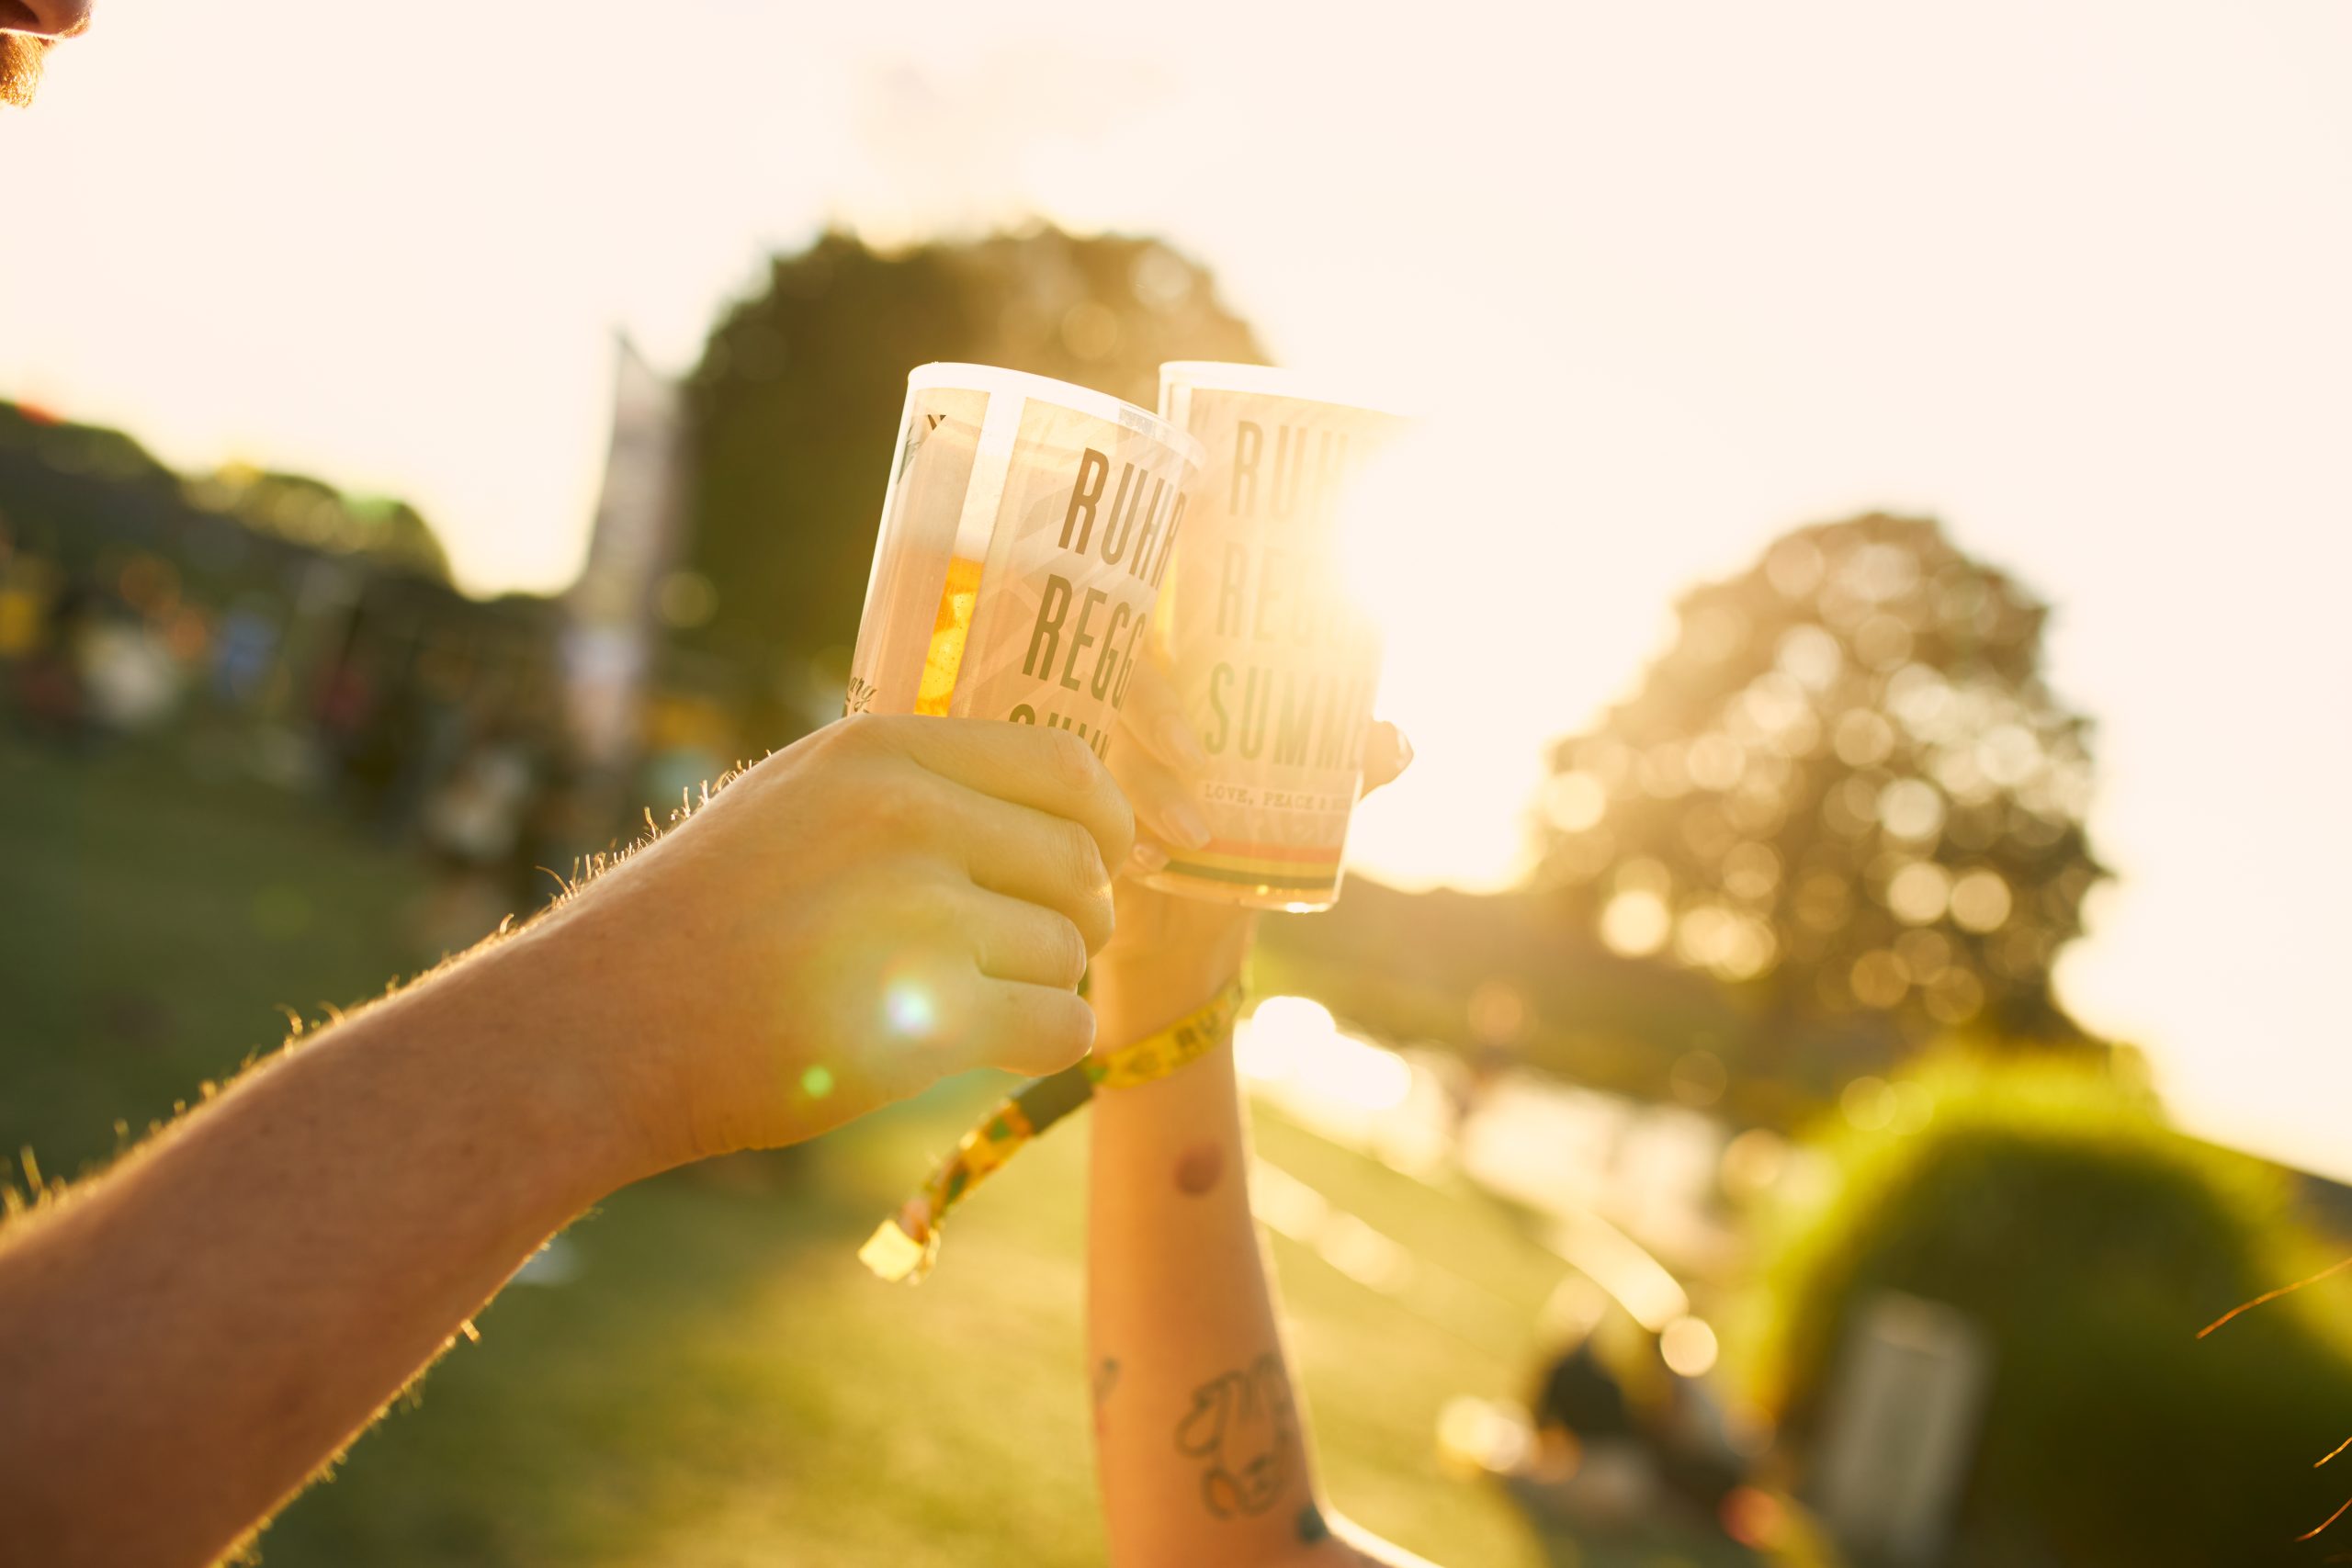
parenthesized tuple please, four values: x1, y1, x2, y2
(0, 402, 452, 587)
(1538, 514, 2104, 1071)
(682, 225, 1263, 737)
(1751, 1057, 2352, 1566)
(183, 465, 451, 583)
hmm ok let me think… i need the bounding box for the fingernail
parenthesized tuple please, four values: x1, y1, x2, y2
(1392, 727, 1415, 773)
(1167, 800, 1211, 850)
(1130, 840, 1170, 874)
(1159, 715, 1209, 772)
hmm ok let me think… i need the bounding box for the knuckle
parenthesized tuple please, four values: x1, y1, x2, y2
(1047, 728, 1099, 792)
(829, 712, 888, 752)
(839, 712, 930, 763)
(865, 767, 939, 839)
(896, 876, 966, 939)
(1074, 886, 1115, 954)
(1048, 916, 1090, 988)
(1058, 818, 1109, 894)
(1099, 788, 1136, 864)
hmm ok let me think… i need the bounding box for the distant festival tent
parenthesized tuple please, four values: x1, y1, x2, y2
(562, 336, 685, 775)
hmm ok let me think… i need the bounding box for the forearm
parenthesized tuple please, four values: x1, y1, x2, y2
(0, 915, 652, 1567)
(1086, 930, 1345, 1568)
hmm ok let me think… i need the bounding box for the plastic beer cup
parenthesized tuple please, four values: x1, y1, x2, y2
(846, 363, 1205, 755)
(1138, 362, 1408, 911)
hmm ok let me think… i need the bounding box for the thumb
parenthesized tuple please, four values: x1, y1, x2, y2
(1361, 721, 1414, 796)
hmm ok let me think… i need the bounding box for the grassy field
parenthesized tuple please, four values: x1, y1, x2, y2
(4, 737, 1651, 1567)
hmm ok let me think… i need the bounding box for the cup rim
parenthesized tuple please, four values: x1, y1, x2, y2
(906, 362, 1207, 470)
(1158, 360, 1415, 423)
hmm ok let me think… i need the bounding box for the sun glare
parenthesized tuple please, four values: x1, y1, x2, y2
(1331, 415, 1564, 893)
(1238, 997, 1414, 1112)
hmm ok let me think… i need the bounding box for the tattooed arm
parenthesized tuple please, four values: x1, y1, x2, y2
(1087, 667, 1432, 1568)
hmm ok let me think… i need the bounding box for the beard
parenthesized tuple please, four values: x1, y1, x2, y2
(1, 34, 50, 108)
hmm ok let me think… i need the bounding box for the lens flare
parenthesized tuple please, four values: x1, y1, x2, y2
(883, 979, 937, 1041)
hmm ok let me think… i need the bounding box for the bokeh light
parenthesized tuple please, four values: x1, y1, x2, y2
(1658, 1314, 1719, 1379)
(1841, 1075, 1897, 1132)
(1600, 889, 1671, 958)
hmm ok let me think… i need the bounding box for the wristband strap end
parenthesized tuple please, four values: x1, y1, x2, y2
(859, 1216, 938, 1284)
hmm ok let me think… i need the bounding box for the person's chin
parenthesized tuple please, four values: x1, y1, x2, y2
(0, 34, 50, 108)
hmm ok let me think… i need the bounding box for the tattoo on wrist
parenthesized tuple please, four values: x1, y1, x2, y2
(1174, 1352, 1297, 1517)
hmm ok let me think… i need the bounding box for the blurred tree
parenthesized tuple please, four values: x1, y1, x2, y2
(0, 401, 452, 593)
(0, 401, 179, 494)
(1537, 514, 2104, 1073)
(182, 465, 452, 583)
(682, 226, 1263, 739)
(1752, 1056, 2352, 1566)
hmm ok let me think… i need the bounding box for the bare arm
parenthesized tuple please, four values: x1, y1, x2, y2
(1087, 669, 1432, 1568)
(0, 924, 647, 1564)
(0, 715, 1131, 1568)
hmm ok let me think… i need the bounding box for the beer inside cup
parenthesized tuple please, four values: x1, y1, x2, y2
(1145, 363, 1411, 913)
(846, 365, 1204, 761)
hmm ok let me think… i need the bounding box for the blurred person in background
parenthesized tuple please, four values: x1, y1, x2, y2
(1, 539, 94, 742)
(1088, 660, 1442, 1568)
(74, 585, 182, 734)
(1523, 1322, 1750, 1536)
(206, 597, 282, 710)
(1528, 1331, 1648, 1517)
(27, 574, 98, 739)
(410, 713, 548, 959)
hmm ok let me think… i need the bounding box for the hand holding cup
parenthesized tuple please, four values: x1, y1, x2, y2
(537, 714, 1133, 1172)
(1096, 657, 1410, 992)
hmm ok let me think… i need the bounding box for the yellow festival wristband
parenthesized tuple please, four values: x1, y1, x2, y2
(858, 977, 1246, 1284)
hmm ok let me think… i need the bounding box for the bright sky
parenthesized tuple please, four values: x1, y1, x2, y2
(6, 3, 2349, 1178)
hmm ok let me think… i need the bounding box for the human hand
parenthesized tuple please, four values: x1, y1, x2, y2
(527, 715, 1133, 1172)
(1093, 658, 1410, 1010)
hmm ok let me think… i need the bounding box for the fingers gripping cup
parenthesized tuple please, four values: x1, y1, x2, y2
(846, 364, 1205, 751)
(850, 366, 1202, 1286)
(1141, 363, 1410, 912)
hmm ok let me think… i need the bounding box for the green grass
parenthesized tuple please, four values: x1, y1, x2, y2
(0, 739, 1575, 1567)
(0, 739, 444, 1175)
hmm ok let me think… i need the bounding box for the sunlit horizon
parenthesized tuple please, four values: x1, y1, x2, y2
(6, 2, 2349, 1181)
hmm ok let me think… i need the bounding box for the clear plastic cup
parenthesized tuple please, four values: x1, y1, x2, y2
(1138, 362, 1411, 911)
(846, 363, 1206, 758)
